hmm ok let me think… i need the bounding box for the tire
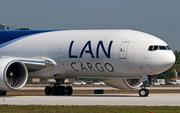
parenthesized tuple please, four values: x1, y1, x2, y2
(144, 89, 149, 96)
(45, 86, 51, 95)
(56, 86, 62, 95)
(139, 89, 149, 97)
(51, 86, 57, 95)
(65, 86, 73, 96)
(57, 86, 65, 95)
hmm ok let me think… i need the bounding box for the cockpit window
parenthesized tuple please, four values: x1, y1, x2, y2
(148, 45, 171, 51)
(154, 46, 158, 50)
(148, 46, 153, 51)
(166, 46, 171, 50)
(159, 46, 167, 50)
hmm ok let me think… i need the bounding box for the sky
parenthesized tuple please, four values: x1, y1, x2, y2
(0, 0, 180, 51)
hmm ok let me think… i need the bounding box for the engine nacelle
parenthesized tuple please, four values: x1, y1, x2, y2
(0, 58, 28, 91)
(102, 78, 143, 89)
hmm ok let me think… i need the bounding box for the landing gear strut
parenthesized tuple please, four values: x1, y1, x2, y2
(45, 79, 73, 96)
(139, 81, 149, 97)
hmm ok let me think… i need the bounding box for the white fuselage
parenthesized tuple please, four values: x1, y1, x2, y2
(0, 30, 175, 79)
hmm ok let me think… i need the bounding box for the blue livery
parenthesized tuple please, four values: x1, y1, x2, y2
(0, 30, 55, 47)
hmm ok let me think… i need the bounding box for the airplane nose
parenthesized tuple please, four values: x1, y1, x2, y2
(163, 51, 175, 68)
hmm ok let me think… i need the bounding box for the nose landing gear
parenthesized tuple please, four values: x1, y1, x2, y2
(45, 79, 73, 96)
(139, 81, 149, 97)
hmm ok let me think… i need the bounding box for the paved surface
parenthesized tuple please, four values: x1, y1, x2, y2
(20, 87, 117, 90)
(21, 86, 180, 90)
(0, 93, 180, 106)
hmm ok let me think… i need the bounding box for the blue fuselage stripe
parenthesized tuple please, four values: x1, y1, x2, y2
(0, 30, 55, 45)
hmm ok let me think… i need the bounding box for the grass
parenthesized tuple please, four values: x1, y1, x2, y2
(6, 89, 180, 96)
(0, 105, 179, 113)
(3, 90, 180, 113)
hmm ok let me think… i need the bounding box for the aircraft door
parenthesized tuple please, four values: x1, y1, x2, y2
(119, 42, 129, 59)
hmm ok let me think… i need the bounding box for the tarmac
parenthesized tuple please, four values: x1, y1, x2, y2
(0, 93, 180, 106)
(20, 86, 180, 90)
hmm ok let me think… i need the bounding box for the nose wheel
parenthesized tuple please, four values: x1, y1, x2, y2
(139, 88, 149, 97)
(139, 81, 149, 97)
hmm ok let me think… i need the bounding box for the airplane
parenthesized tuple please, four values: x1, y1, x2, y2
(0, 29, 175, 97)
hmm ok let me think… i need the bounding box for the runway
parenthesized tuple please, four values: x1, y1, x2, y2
(20, 86, 180, 90)
(0, 93, 180, 106)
